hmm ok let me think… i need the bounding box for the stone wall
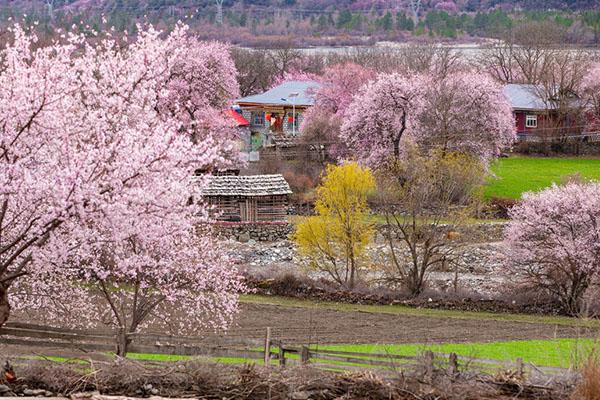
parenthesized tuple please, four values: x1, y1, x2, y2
(214, 221, 507, 243)
(375, 223, 507, 243)
(213, 222, 294, 242)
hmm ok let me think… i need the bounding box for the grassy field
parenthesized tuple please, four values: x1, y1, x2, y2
(317, 338, 599, 369)
(485, 156, 600, 200)
(38, 339, 597, 369)
(29, 337, 598, 369)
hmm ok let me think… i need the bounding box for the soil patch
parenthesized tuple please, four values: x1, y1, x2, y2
(246, 274, 565, 316)
(225, 302, 595, 345)
(5, 301, 596, 353)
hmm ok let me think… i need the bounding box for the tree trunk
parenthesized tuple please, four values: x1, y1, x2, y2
(116, 328, 131, 357)
(0, 284, 10, 328)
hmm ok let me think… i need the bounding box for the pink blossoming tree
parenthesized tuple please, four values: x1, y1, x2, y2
(340, 72, 425, 168)
(416, 72, 516, 161)
(340, 71, 516, 168)
(504, 182, 600, 315)
(301, 63, 376, 160)
(0, 24, 244, 348)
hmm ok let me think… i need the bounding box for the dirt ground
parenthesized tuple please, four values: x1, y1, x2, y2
(224, 302, 597, 345)
(2, 301, 598, 360)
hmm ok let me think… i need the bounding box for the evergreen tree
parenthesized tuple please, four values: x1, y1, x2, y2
(337, 9, 352, 29)
(396, 12, 414, 31)
(380, 11, 393, 31)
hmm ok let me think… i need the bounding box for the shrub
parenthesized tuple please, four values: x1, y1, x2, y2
(572, 352, 600, 400)
(293, 163, 375, 289)
(377, 148, 486, 297)
(485, 197, 518, 219)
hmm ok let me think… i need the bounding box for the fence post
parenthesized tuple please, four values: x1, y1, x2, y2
(424, 350, 434, 383)
(278, 342, 286, 367)
(301, 346, 310, 364)
(516, 357, 524, 376)
(264, 327, 271, 366)
(448, 353, 458, 379)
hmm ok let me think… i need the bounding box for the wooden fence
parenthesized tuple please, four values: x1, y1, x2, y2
(0, 322, 265, 361)
(267, 340, 570, 379)
(1, 322, 571, 379)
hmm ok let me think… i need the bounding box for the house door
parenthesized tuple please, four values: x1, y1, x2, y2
(239, 199, 257, 222)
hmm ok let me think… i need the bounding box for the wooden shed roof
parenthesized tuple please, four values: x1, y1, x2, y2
(199, 174, 293, 197)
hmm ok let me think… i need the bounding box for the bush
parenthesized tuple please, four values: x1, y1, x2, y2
(293, 163, 375, 289)
(485, 197, 518, 219)
(283, 170, 316, 213)
(572, 352, 600, 400)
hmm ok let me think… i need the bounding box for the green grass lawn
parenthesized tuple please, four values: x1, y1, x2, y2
(485, 156, 600, 200)
(27, 338, 599, 369)
(317, 338, 600, 369)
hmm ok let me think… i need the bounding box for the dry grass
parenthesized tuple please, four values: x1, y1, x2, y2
(572, 352, 600, 400)
(5, 358, 573, 400)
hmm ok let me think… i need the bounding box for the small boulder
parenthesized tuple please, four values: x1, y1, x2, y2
(289, 391, 310, 400)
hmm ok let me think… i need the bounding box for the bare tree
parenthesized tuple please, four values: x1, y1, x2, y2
(230, 48, 277, 96)
(268, 40, 303, 78)
(408, 0, 422, 24)
(479, 40, 518, 84)
(376, 147, 485, 297)
(215, 0, 224, 25)
(396, 43, 462, 79)
(535, 49, 591, 141)
(327, 44, 461, 78)
(481, 21, 568, 85)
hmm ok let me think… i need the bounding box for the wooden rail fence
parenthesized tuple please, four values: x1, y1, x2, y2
(1, 322, 571, 379)
(0, 322, 265, 361)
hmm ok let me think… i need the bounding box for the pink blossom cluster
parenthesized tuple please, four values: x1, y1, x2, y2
(340, 72, 424, 168)
(0, 23, 244, 332)
(416, 71, 516, 161)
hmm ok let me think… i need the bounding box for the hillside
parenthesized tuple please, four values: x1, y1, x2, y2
(0, 0, 597, 15)
(0, 0, 598, 46)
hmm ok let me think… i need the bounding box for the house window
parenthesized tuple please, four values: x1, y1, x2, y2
(525, 115, 538, 128)
(251, 111, 265, 127)
(287, 112, 300, 131)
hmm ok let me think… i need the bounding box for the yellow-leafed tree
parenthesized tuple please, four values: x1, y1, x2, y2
(293, 162, 375, 288)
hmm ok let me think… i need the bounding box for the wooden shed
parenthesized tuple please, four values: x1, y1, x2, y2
(200, 174, 292, 223)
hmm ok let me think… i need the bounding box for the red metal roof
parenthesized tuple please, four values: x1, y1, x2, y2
(225, 109, 250, 127)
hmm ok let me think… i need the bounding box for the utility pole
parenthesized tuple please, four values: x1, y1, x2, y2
(409, 0, 421, 24)
(215, 0, 224, 25)
(46, 0, 55, 21)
